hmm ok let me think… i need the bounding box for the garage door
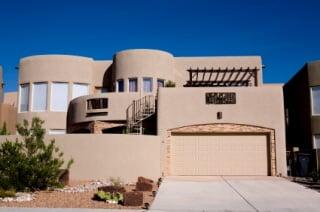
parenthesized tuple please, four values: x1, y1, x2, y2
(171, 134, 268, 176)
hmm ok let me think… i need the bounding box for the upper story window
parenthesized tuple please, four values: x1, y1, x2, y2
(117, 79, 124, 92)
(19, 83, 29, 112)
(87, 98, 108, 110)
(143, 78, 153, 93)
(51, 82, 68, 112)
(129, 78, 138, 92)
(72, 83, 89, 99)
(157, 79, 165, 88)
(32, 82, 48, 111)
(311, 86, 320, 115)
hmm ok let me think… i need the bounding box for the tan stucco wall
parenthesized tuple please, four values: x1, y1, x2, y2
(0, 134, 161, 183)
(0, 104, 17, 134)
(157, 86, 287, 176)
(114, 49, 175, 93)
(4, 92, 17, 107)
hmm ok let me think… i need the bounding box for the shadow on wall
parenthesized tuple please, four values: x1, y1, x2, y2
(102, 63, 115, 92)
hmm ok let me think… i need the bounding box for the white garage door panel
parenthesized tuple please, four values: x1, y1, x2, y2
(171, 135, 268, 176)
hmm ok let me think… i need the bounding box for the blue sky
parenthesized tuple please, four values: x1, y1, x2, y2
(0, 0, 319, 92)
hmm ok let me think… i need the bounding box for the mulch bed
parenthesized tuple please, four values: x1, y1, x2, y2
(0, 183, 157, 209)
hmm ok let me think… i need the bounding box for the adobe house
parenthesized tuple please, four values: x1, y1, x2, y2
(15, 49, 287, 178)
(284, 61, 320, 175)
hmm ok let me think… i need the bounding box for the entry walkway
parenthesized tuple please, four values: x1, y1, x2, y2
(151, 176, 320, 212)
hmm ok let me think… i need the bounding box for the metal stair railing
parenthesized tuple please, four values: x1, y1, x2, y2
(126, 95, 156, 134)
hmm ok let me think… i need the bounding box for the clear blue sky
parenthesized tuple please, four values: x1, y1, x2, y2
(0, 0, 319, 92)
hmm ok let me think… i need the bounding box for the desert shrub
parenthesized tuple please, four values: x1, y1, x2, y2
(0, 188, 16, 198)
(0, 117, 73, 191)
(165, 80, 176, 87)
(109, 177, 123, 187)
(94, 191, 123, 204)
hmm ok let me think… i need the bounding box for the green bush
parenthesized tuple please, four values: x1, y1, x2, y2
(94, 190, 123, 203)
(0, 122, 9, 135)
(0, 117, 73, 191)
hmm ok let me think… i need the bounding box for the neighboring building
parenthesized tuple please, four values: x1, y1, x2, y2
(0, 66, 17, 134)
(284, 61, 320, 175)
(16, 49, 287, 177)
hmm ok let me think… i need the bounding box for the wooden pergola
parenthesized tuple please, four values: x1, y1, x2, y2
(184, 67, 259, 87)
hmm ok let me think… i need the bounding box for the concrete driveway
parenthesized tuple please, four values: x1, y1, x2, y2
(151, 176, 320, 212)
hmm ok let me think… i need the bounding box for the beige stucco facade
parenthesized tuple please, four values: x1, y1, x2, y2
(8, 49, 287, 180)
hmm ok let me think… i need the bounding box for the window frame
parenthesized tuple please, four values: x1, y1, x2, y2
(157, 79, 165, 88)
(32, 82, 48, 112)
(117, 79, 124, 92)
(311, 86, 320, 116)
(19, 83, 30, 113)
(128, 78, 138, 92)
(143, 77, 153, 93)
(50, 82, 69, 112)
(72, 83, 89, 99)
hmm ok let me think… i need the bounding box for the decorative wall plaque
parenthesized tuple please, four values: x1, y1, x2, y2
(206, 92, 236, 104)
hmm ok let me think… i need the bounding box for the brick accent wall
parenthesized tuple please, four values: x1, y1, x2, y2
(164, 123, 276, 176)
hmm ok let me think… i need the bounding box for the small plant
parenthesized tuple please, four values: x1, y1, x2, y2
(94, 191, 123, 204)
(109, 177, 123, 187)
(165, 80, 176, 87)
(0, 188, 16, 198)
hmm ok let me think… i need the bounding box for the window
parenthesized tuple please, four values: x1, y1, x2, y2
(32, 82, 48, 111)
(129, 78, 138, 92)
(157, 79, 165, 88)
(72, 83, 89, 99)
(48, 129, 66, 135)
(143, 78, 153, 93)
(94, 87, 108, 94)
(19, 84, 29, 112)
(311, 86, 320, 115)
(313, 135, 320, 149)
(51, 82, 68, 111)
(87, 98, 108, 110)
(117, 79, 124, 92)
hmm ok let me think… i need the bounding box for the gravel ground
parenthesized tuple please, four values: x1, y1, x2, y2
(0, 182, 156, 209)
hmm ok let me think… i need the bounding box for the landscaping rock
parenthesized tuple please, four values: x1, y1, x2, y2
(55, 180, 109, 193)
(98, 185, 126, 193)
(123, 191, 143, 206)
(0, 193, 34, 202)
(136, 181, 153, 191)
(138, 176, 153, 184)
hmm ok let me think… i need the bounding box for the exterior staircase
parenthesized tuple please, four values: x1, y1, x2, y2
(126, 95, 156, 134)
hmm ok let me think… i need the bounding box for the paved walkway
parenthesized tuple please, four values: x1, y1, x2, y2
(0, 208, 144, 212)
(151, 176, 320, 212)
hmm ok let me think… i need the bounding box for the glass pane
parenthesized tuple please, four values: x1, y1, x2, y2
(51, 82, 68, 111)
(20, 84, 29, 112)
(314, 135, 320, 149)
(312, 87, 320, 114)
(117, 80, 124, 92)
(143, 78, 153, 92)
(32, 83, 48, 111)
(72, 83, 88, 99)
(48, 129, 66, 135)
(129, 78, 137, 92)
(157, 79, 164, 88)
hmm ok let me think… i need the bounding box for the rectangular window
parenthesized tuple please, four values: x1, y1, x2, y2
(129, 78, 138, 92)
(117, 79, 124, 92)
(51, 82, 68, 111)
(143, 78, 153, 92)
(157, 79, 165, 88)
(313, 135, 320, 149)
(72, 83, 89, 99)
(87, 98, 108, 110)
(19, 84, 29, 112)
(311, 86, 320, 115)
(48, 129, 66, 135)
(32, 82, 48, 111)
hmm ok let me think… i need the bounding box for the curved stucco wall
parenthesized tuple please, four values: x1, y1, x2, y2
(68, 93, 141, 126)
(114, 49, 175, 93)
(18, 55, 94, 131)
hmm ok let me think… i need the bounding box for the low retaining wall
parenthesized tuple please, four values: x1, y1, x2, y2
(0, 134, 161, 183)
